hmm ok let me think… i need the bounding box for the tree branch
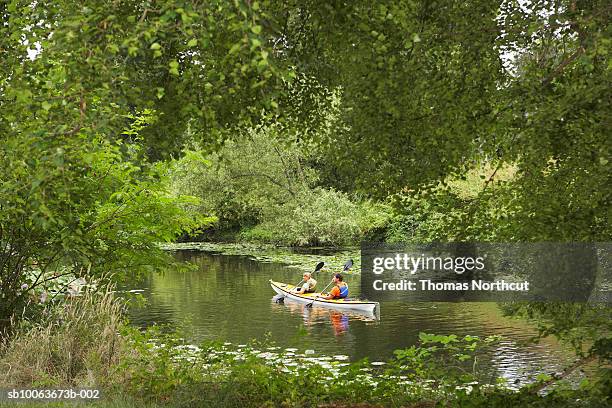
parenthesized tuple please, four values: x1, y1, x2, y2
(542, 47, 584, 85)
(530, 354, 597, 394)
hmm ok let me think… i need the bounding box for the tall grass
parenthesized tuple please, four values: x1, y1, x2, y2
(0, 290, 124, 387)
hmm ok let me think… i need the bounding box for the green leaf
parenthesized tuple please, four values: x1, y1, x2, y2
(229, 43, 242, 55)
(169, 60, 179, 76)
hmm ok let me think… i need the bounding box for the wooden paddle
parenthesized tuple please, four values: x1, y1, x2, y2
(305, 259, 353, 308)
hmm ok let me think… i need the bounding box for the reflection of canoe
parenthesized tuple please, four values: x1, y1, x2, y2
(275, 295, 380, 322)
(270, 280, 379, 314)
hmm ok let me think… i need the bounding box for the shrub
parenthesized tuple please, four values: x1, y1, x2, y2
(253, 188, 387, 246)
(238, 225, 277, 243)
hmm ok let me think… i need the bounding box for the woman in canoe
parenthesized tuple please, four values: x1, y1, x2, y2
(292, 272, 318, 294)
(321, 273, 348, 300)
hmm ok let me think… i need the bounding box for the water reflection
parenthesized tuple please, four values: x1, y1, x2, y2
(122, 249, 580, 384)
(272, 297, 378, 337)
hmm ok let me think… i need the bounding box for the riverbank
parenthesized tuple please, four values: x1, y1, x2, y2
(161, 241, 362, 273)
(1, 290, 606, 408)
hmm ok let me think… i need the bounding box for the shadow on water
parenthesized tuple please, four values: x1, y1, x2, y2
(122, 249, 578, 385)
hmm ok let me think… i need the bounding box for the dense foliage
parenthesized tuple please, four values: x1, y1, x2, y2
(0, 118, 209, 327)
(170, 123, 390, 246)
(1, 0, 278, 325)
(2, 1, 609, 240)
(1, 1, 289, 156)
(256, 0, 610, 244)
(1, 292, 609, 407)
(0, 0, 609, 404)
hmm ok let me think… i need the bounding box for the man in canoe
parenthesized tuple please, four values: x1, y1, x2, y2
(292, 272, 318, 294)
(321, 273, 349, 300)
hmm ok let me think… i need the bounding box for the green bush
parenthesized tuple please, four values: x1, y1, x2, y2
(172, 128, 392, 246)
(237, 225, 277, 243)
(0, 115, 209, 326)
(169, 125, 316, 232)
(252, 188, 390, 246)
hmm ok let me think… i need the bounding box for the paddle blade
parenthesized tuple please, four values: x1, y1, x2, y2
(343, 259, 353, 271)
(314, 262, 325, 272)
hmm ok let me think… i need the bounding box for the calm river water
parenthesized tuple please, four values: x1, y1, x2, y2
(125, 249, 576, 385)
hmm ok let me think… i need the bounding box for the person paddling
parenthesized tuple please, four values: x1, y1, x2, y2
(321, 273, 348, 300)
(293, 272, 317, 294)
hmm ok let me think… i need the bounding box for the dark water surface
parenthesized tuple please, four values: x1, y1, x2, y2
(124, 250, 576, 385)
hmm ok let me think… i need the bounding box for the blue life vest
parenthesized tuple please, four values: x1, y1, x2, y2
(339, 284, 349, 299)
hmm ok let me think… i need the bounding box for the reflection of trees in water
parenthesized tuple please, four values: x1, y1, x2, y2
(130, 251, 285, 341)
(125, 250, 578, 381)
(363, 243, 600, 302)
(485, 243, 597, 302)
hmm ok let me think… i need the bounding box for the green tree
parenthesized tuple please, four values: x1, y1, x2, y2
(260, 0, 505, 193)
(1, 0, 288, 159)
(1, 0, 282, 327)
(171, 122, 317, 230)
(0, 117, 209, 329)
(247, 0, 610, 242)
(170, 120, 390, 245)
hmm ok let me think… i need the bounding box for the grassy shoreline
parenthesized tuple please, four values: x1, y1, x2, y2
(1, 291, 608, 407)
